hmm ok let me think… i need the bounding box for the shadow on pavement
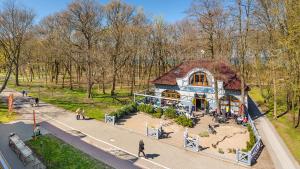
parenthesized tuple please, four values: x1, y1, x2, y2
(146, 153, 160, 159)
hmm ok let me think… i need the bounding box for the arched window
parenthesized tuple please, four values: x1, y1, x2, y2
(162, 90, 180, 99)
(189, 72, 209, 86)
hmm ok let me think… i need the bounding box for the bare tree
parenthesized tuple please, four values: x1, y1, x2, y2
(105, 0, 135, 96)
(0, 0, 34, 89)
(66, 0, 103, 98)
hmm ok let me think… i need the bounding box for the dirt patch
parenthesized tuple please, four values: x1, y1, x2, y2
(117, 112, 249, 160)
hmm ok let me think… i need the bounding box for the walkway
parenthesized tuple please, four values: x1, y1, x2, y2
(248, 97, 300, 169)
(0, 88, 274, 169)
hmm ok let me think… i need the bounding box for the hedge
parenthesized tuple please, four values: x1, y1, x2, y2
(136, 104, 193, 128)
(109, 102, 137, 121)
(246, 124, 256, 151)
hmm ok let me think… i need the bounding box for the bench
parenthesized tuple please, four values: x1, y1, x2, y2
(9, 133, 34, 166)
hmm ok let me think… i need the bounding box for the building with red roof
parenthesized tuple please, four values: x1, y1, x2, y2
(150, 59, 249, 115)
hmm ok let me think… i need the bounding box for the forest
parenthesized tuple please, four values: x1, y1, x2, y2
(0, 0, 299, 154)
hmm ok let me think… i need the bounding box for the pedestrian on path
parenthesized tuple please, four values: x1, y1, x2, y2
(76, 108, 81, 120)
(81, 109, 86, 120)
(35, 97, 39, 107)
(138, 140, 147, 158)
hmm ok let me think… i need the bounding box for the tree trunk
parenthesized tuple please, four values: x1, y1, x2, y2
(130, 61, 135, 96)
(55, 61, 59, 85)
(272, 64, 277, 119)
(0, 63, 13, 93)
(101, 69, 106, 94)
(15, 59, 20, 86)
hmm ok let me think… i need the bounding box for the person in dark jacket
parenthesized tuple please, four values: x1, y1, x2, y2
(138, 140, 146, 158)
(35, 97, 39, 107)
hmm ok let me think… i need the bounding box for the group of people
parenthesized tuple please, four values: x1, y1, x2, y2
(21, 90, 28, 97)
(76, 108, 86, 120)
(30, 97, 39, 107)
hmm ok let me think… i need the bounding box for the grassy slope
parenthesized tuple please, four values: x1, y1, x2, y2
(26, 134, 113, 169)
(8, 81, 132, 120)
(249, 87, 300, 163)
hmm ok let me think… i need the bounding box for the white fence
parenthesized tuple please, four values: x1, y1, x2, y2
(105, 114, 115, 125)
(183, 129, 200, 152)
(236, 113, 263, 165)
(146, 123, 163, 140)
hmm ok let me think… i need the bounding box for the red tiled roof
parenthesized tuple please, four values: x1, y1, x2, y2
(152, 59, 249, 91)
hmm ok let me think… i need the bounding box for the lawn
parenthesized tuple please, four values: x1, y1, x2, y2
(26, 134, 113, 169)
(249, 87, 300, 163)
(0, 101, 16, 123)
(8, 81, 132, 121)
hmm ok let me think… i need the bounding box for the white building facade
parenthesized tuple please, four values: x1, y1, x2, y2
(152, 60, 249, 115)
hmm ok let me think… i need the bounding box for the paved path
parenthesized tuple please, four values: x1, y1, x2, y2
(1, 89, 251, 169)
(248, 97, 300, 169)
(0, 121, 34, 169)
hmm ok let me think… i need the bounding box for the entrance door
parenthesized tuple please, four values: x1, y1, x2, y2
(195, 98, 205, 111)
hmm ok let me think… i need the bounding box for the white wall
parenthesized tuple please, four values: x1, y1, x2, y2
(154, 68, 248, 110)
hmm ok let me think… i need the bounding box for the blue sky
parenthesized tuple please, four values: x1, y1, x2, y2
(14, 0, 193, 23)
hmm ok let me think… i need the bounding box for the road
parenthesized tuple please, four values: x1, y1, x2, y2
(0, 88, 282, 169)
(248, 97, 300, 169)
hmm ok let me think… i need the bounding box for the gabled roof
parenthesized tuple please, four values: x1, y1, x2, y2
(152, 59, 249, 91)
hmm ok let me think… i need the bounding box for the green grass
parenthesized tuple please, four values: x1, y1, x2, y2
(249, 87, 300, 163)
(8, 81, 132, 121)
(26, 134, 113, 169)
(248, 87, 265, 104)
(0, 101, 16, 123)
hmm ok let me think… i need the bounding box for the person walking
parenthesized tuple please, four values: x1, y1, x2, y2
(81, 109, 86, 120)
(75, 108, 81, 120)
(138, 140, 146, 158)
(35, 97, 39, 107)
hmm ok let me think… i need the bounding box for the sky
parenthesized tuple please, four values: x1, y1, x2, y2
(13, 0, 193, 24)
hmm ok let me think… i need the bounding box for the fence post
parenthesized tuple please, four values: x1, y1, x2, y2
(112, 116, 115, 125)
(183, 128, 188, 148)
(236, 149, 239, 162)
(248, 152, 252, 165)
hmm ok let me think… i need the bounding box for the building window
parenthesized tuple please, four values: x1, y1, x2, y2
(162, 90, 180, 99)
(189, 72, 209, 86)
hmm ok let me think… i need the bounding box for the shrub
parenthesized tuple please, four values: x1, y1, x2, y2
(246, 124, 256, 151)
(199, 131, 209, 137)
(151, 108, 163, 118)
(137, 104, 154, 114)
(164, 107, 177, 119)
(109, 102, 138, 121)
(227, 148, 236, 154)
(175, 116, 193, 127)
(218, 148, 224, 154)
